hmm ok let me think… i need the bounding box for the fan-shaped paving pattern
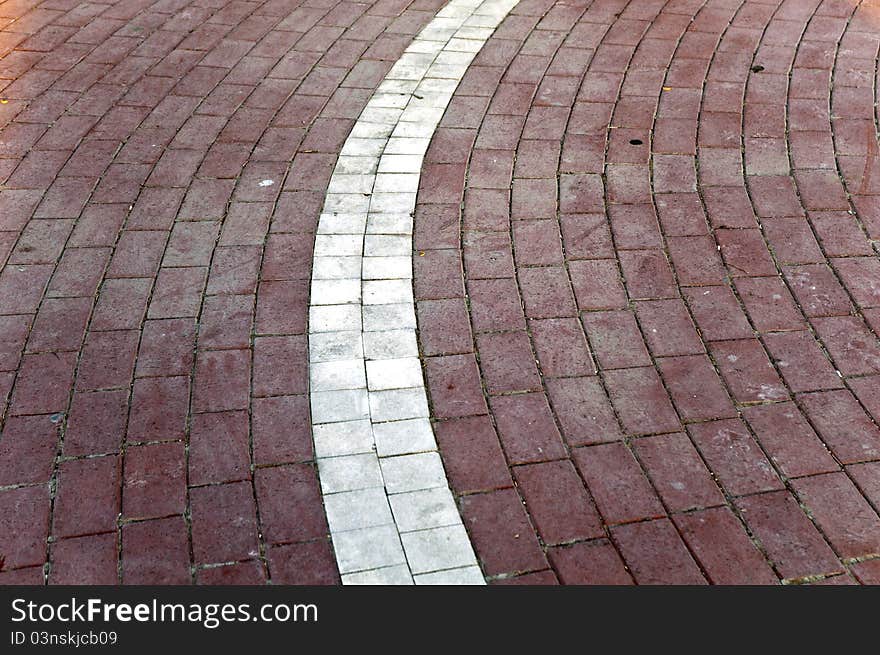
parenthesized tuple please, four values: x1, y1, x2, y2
(0, 0, 445, 584)
(415, 0, 880, 584)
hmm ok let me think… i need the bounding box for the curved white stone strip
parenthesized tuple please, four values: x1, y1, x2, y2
(309, 0, 518, 585)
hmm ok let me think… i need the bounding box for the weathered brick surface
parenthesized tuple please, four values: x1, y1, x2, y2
(5, 0, 880, 586)
(415, 0, 880, 585)
(0, 0, 447, 584)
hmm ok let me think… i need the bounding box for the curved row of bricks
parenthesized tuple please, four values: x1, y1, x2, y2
(0, 0, 456, 584)
(414, 0, 880, 584)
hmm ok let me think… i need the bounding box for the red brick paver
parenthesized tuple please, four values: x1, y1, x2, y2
(415, 0, 880, 584)
(0, 0, 444, 584)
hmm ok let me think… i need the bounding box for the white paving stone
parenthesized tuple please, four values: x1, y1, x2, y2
(309, 330, 363, 363)
(311, 388, 369, 424)
(381, 451, 447, 494)
(362, 256, 412, 280)
(366, 213, 413, 234)
(369, 387, 429, 422)
(363, 279, 412, 305)
(317, 213, 367, 235)
(333, 525, 407, 574)
(310, 359, 366, 392)
(362, 303, 416, 332)
(324, 487, 394, 533)
(313, 234, 363, 257)
(318, 453, 383, 494)
(374, 172, 420, 193)
(364, 234, 411, 257)
(312, 256, 361, 280)
(311, 279, 361, 305)
(389, 487, 461, 532)
(378, 155, 424, 174)
(366, 357, 424, 391)
(309, 305, 361, 333)
(373, 418, 436, 457)
(400, 524, 477, 574)
(334, 155, 378, 175)
(363, 329, 419, 360)
(312, 420, 374, 459)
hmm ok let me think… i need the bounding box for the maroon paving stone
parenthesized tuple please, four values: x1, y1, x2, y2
(736, 490, 843, 581)
(122, 517, 190, 585)
(688, 419, 783, 497)
(834, 257, 880, 308)
(190, 481, 260, 565)
(425, 354, 488, 419)
(848, 461, 880, 510)
(434, 416, 513, 494)
(460, 489, 548, 578)
(812, 315, 880, 377)
(127, 376, 189, 444)
(489, 392, 566, 465)
(0, 485, 50, 570)
(517, 265, 577, 318)
(476, 331, 542, 395)
(708, 338, 788, 404)
(603, 367, 681, 436)
(267, 540, 339, 585)
(791, 473, 880, 560)
(548, 539, 633, 585)
(468, 277, 526, 333)
(416, 299, 473, 357)
(742, 402, 839, 479)
(734, 275, 807, 332)
(850, 559, 880, 585)
(513, 460, 603, 545)
(573, 442, 664, 526)
(123, 442, 186, 520)
(611, 518, 707, 585)
(581, 310, 651, 370)
(0, 415, 60, 486)
(255, 464, 328, 545)
(10, 351, 77, 416)
(529, 318, 595, 377)
(763, 331, 845, 394)
(797, 390, 880, 464)
(656, 354, 736, 422)
(490, 570, 559, 585)
(783, 264, 853, 317)
(63, 389, 128, 456)
(683, 285, 753, 342)
(673, 508, 778, 585)
(544, 376, 622, 446)
(633, 433, 724, 512)
(50, 533, 118, 585)
(568, 259, 628, 310)
(53, 455, 121, 538)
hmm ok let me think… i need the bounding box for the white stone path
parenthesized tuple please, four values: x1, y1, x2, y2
(308, 0, 519, 584)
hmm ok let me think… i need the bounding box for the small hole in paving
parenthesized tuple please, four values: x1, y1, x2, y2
(751, 64, 765, 73)
(629, 139, 643, 146)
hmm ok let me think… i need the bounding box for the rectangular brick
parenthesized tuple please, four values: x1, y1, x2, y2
(53, 455, 120, 538)
(611, 518, 706, 584)
(633, 433, 724, 512)
(573, 442, 664, 525)
(514, 460, 603, 545)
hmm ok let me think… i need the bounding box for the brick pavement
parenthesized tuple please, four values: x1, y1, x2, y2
(2, 0, 880, 586)
(415, 0, 880, 584)
(0, 0, 447, 585)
